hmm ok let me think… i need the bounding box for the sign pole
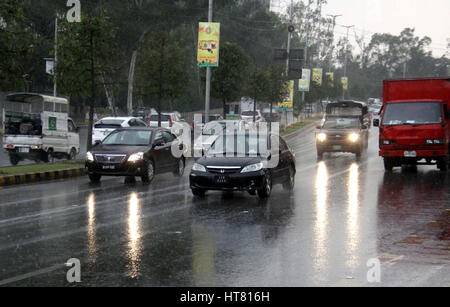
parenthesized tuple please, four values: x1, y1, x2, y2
(204, 0, 213, 124)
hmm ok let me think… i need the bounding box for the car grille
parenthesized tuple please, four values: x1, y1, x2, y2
(327, 134, 348, 141)
(207, 166, 242, 174)
(95, 154, 127, 164)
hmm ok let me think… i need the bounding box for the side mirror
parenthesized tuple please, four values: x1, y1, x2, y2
(76, 127, 80, 133)
(153, 139, 165, 148)
(95, 140, 102, 145)
(373, 119, 380, 127)
(361, 125, 368, 130)
(316, 125, 322, 130)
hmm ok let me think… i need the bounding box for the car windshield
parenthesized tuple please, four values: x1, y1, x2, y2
(241, 111, 256, 116)
(150, 115, 170, 121)
(382, 102, 442, 125)
(208, 134, 269, 156)
(328, 106, 362, 116)
(202, 121, 242, 136)
(323, 118, 361, 129)
(102, 130, 152, 146)
(94, 119, 124, 128)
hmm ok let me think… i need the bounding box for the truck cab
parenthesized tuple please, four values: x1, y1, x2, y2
(374, 78, 450, 171)
(2, 93, 80, 165)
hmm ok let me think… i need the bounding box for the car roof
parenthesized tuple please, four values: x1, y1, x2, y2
(115, 127, 167, 131)
(98, 117, 138, 121)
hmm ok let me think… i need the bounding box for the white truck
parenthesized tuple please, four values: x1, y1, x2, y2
(2, 93, 80, 165)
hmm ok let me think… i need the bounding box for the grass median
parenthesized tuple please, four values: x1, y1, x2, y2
(280, 116, 322, 136)
(0, 163, 84, 176)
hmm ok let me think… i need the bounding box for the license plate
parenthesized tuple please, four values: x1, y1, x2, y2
(102, 165, 116, 170)
(333, 145, 342, 150)
(216, 176, 228, 184)
(18, 147, 30, 153)
(404, 151, 417, 158)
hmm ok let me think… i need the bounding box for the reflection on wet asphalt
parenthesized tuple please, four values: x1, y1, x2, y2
(0, 125, 448, 286)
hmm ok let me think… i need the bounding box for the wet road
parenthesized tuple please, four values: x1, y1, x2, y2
(0, 125, 448, 286)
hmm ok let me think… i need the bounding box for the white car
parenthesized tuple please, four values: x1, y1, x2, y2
(240, 110, 265, 123)
(148, 112, 185, 136)
(92, 117, 147, 145)
(193, 120, 246, 156)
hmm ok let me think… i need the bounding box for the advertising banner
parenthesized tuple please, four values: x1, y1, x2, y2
(326, 72, 334, 86)
(298, 69, 311, 92)
(341, 77, 349, 90)
(197, 22, 221, 67)
(278, 80, 294, 110)
(312, 68, 323, 86)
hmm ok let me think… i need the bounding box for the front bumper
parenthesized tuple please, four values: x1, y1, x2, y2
(85, 160, 147, 177)
(190, 170, 265, 191)
(316, 140, 361, 153)
(379, 149, 447, 158)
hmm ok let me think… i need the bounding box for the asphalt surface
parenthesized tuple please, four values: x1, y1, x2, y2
(0, 125, 448, 287)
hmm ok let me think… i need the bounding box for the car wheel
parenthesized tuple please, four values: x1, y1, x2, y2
(384, 157, 394, 171)
(283, 165, 295, 191)
(89, 173, 101, 183)
(257, 172, 272, 199)
(173, 158, 185, 177)
(68, 148, 77, 160)
(46, 149, 54, 163)
(437, 156, 448, 172)
(141, 160, 155, 185)
(9, 155, 19, 166)
(192, 188, 206, 197)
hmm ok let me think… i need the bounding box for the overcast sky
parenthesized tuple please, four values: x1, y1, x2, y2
(271, 0, 449, 56)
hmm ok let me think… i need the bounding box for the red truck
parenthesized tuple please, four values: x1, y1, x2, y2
(373, 78, 450, 171)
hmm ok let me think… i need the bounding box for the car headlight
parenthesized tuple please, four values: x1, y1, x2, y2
(241, 162, 264, 173)
(31, 145, 41, 150)
(86, 152, 94, 162)
(425, 139, 444, 145)
(128, 152, 144, 162)
(317, 133, 327, 142)
(192, 163, 206, 172)
(348, 133, 360, 143)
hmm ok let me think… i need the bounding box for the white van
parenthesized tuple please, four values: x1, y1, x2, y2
(2, 93, 80, 165)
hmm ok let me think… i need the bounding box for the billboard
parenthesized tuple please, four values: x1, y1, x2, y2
(278, 81, 294, 110)
(298, 69, 311, 92)
(197, 22, 221, 67)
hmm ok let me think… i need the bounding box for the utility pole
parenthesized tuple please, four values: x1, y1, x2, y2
(54, 17, 58, 97)
(342, 25, 354, 100)
(327, 14, 341, 72)
(302, 0, 313, 109)
(285, 0, 294, 76)
(204, 0, 213, 124)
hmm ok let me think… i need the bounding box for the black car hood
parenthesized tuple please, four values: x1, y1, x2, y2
(91, 145, 150, 155)
(198, 156, 263, 168)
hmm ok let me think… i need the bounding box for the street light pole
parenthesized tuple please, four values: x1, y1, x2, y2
(342, 25, 354, 100)
(327, 14, 341, 72)
(204, 0, 213, 123)
(54, 17, 58, 97)
(285, 0, 294, 76)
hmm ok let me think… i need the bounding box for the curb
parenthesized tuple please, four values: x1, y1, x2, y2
(282, 120, 321, 139)
(0, 168, 86, 187)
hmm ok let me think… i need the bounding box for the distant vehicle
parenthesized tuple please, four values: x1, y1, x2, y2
(369, 104, 382, 120)
(3, 93, 80, 165)
(134, 107, 157, 120)
(316, 117, 369, 159)
(262, 107, 280, 122)
(240, 110, 265, 123)
(190, 133, 296, 199)
(325, 100, 371, 128)
(191, 114, 224, 132)
(92, 117, 147, 145)
(86, 127, 185, 184)
(148, 112, 185, 136)
(193, 120, 246, 156)
(374, 78, 450, 171)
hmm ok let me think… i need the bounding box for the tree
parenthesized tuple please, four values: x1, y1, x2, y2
(56, 12, 117, 149)
(211, 41, 250, 116)
(0, 0, 35, 91)
(135, 31, 188, 126)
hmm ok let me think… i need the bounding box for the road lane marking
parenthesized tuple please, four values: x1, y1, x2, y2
(0, 263, 65, 286)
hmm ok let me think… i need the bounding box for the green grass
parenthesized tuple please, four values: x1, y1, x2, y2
(0, 163, 84, 175)
(280, 116, 322, 136)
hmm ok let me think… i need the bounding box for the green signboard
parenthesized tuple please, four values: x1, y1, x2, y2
(48, 117, 57, 131)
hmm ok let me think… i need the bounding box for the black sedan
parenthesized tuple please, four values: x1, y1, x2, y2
(85, 127, 185, 184)
(316, 117, 369, 159)
(189, 133, 296, 199)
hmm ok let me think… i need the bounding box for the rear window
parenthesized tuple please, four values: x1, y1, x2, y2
(94, 119, 124, 129)
(150, 115, 170, 121)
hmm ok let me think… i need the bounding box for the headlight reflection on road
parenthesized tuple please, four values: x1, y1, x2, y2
(87, 193, 97, 263)
(128, 192, 142, 278)
(314, 162, 329, 273)
(346, 163, 360, 267)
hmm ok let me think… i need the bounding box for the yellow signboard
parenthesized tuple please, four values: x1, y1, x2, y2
(278, 81, 294, 110)
(341, 77, 349, 90)
(312, 68, 323, 86)
(197, 22, 220, 67)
